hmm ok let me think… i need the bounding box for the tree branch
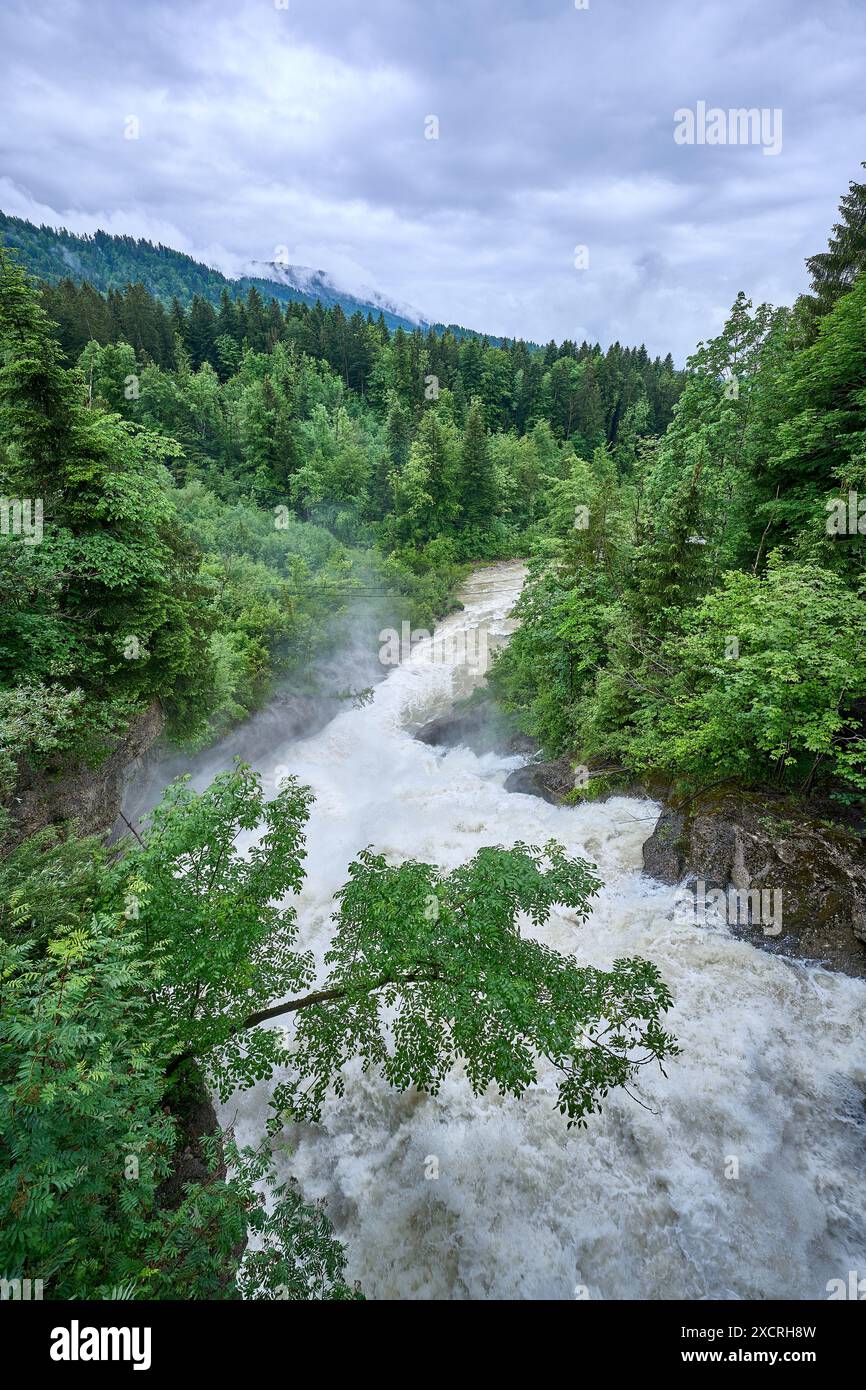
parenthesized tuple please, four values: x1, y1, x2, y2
(166, 970, 442, 1077)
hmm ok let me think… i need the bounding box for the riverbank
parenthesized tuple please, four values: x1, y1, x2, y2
(182, 559, 866, 1300)
(417, 687, 866, 979)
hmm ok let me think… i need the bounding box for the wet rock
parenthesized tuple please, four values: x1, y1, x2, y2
(642, 792, 866, 977)
(503, 758, 576, 804)
(503, 757, 657, 805)
(415, 708, 485, 749)
(157, 1067, 245, 1291)
(641, 807, 689, 881)
(157, 1090, 227, 1207)
(415, 695, 536, 757)
(6, 700, 165, 848)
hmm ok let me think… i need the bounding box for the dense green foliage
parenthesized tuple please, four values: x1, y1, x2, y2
(11, 165, 863, 1301)
(0, 209, 420, 330)
(0, 231, 685, 1300)
(493, 170, 866, 805)
(0, 764, 677, 1299)
(0, 251, 468, 787)
(0, 229, 681, 796)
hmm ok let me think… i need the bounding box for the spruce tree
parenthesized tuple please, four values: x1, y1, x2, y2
(386, 395, 412, 473)
(0, 249, 212, 744)
(804, 163, 866, 317)
(460, 397, 497, 530)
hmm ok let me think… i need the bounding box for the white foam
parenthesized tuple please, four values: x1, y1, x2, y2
(203, 560, 866, 1300)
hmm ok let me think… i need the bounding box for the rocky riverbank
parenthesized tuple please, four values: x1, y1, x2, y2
(415, 697, 866, 979)
(6, 699, 165, 847)
(642, 791, 866, 978)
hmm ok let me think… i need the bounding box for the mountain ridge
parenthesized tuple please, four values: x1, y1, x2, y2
(0, 210, 513, 345)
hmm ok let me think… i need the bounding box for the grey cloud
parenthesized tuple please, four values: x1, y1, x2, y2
(1, 0, 865, 359)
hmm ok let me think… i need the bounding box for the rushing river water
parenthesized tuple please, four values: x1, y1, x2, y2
(129, 560, 866, 1300)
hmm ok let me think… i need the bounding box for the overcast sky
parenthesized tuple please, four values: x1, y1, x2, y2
(1, 0, 865, 360)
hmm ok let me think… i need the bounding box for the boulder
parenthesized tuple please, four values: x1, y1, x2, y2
(503, 758, 576, 804)
(415, 696, 536, 757)
(642, 792, 866, 977)
(503, 757, 655, 805)
(6, 700, 165, 847)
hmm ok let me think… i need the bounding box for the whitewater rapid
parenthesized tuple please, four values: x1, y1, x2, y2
(153, 560, 866, 1299)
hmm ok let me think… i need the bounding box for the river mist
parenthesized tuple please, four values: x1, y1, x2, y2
(123, 561, 866, 1300)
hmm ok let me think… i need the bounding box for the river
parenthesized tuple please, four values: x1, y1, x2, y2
(127, 559, 866, 1300)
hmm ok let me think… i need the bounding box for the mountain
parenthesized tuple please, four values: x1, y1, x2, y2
(0, 210, 529, 347)
(0, 211, 426, 332)
(247, 258, 429, 329)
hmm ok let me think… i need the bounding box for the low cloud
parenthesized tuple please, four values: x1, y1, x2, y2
(2, 0, 864, 360)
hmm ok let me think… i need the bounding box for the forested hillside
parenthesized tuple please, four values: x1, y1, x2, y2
(0, 210, 424, 330)
(0, 224, 684, 1299)
(1, 210, 545, 343)
(2, 164, 864, 1303)
(0, 229, 682, 780)
(493, 166, 866, 810)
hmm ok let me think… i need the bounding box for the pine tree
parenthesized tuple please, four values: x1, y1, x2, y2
(186, 295, 218, 370)
(804, 163, 866, 318)
(243, 286, 268, 353)
(460, 398, 497, 529)
(386, 395, 412, 473)
(216, 287, 238, 343)
(0, 249, 212, 740)
(393, 408, 460, 541)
